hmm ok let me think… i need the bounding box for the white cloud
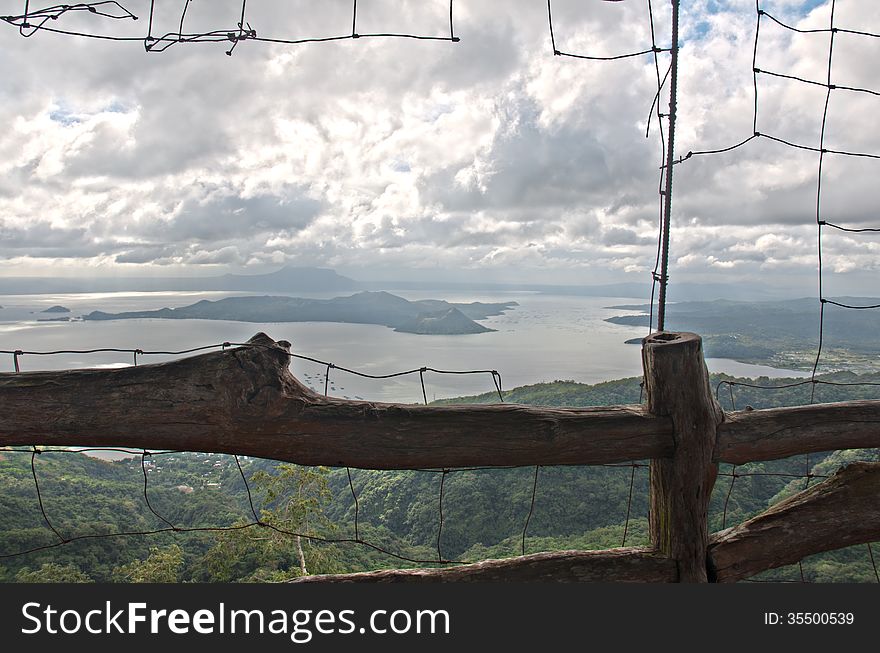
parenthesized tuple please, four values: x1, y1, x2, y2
(0, 0, 876, 293)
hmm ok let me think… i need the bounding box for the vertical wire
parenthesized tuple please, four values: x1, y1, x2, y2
(324, 363, 332, 396)
(31, 447, 66, 543)
(234, 455, 260, 523)
(721, 384, 737, 529)
(19, 0, 30, 35)
(225, 0, 250, 55)
(346, 467, 360, 542)
(656, 0, 681, 331)
(867, 543, 880, 583)
(436, 469, 447, 561)
(752, 0, 762, 135)
(621, 463, 636, 546)
(492, 371, 504, 402)
(323, 360, 361, 544)
(449, 0, 455, 40)
(801, 0, 837, 584)
(178, 0, 191, 40)
(147, 0, 155, 41)
(141, 451, 176, 529)
(522, 465, 540, 555)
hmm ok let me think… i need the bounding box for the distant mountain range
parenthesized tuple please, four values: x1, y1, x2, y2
(84, 291, 518, 335)
(0, 265, 794, 301)
(607, 297, 880, 371)
(0, 266, 358, 295)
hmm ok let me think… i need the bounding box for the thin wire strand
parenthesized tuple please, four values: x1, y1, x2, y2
(522, 465, 540, 556)
(235, 454, 260, 523)
(346, 467, 360, 542)
(867, 543, 880, 583)
(141, 451, 177, 530)
(547, 0, 668, 61)
(3, 341, 508, 399)
(721, 385, 738, 531)
(761, 9, 880, 39)
(437, 470, 448, 562)
(621, 463, 636, 546)
(30, 448, 66, 543)
(755, 66, 880, 98)
(4, 447, 467, 566)
(822, 221, 880, 233)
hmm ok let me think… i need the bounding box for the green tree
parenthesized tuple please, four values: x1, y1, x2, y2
(15, 562, 94, 583)
(112, 544, 184, 583)
(196, 464, 337, 582)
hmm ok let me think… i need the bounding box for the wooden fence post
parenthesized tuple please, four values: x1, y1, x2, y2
(643, 332, 723, 582)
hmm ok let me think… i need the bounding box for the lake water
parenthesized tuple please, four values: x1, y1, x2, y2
(0, 290, 807, 403)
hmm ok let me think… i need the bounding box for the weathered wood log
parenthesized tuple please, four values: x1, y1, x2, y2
(715, 400, 880, 464)
(643, 332, 722, 582)
(708, 461, 880, 582)
(291, 548, 677, 583)
(0, 333, 674, 469)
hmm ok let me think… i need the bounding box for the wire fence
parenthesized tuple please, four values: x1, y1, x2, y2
(547, 0, 879, 582)
(662, 0, 880, 582)
(1, 0, 460, 54)
(713, 377, 879, 582)
(548, 0, 675, 335)
(1, 333, 876, 581)
(0, 340, 647, 579)
(656, 0, 880, 582)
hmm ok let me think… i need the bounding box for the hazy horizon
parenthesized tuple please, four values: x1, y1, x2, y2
(0, 262, 844, 302)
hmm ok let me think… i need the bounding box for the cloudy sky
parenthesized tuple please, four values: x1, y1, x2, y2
(0, 0, 877, 293)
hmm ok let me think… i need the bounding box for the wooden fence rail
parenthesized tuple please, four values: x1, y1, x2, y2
(1, 331, 878, 582)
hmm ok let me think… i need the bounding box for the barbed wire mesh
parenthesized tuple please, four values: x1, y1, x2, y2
(1, 0, 460, 54)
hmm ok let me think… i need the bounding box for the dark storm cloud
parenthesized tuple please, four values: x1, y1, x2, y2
(600, 227, 656, 247)
(148, 192, 323, 242)
(0, 219, 89, 251)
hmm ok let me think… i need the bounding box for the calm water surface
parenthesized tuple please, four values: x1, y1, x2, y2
(0, 290, 806, 402)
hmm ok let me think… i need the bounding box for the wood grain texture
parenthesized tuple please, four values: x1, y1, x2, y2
(291, 548, 677, 583)
(708, 462, 880, 582)
(643, 332, 722, 582)
(0, 333, 674, 469)
(715, 401, 880, 464)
